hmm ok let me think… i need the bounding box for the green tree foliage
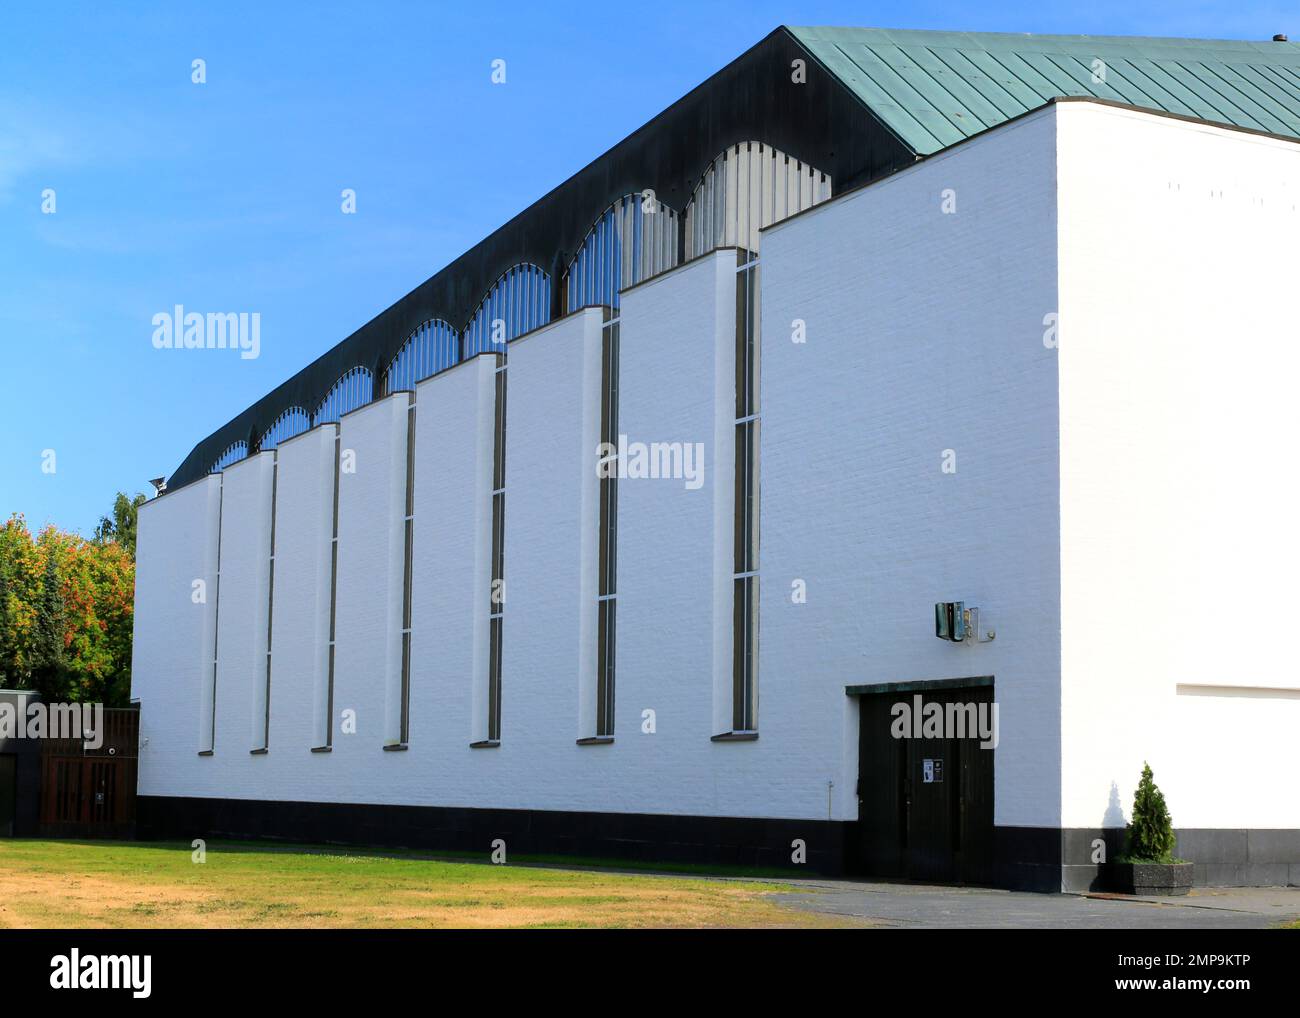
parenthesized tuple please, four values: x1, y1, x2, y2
(1124, 762, 1178, 862)
(0, 491, 142, 706)
(94, 492, 147, 560)
(29, 551, 68, 699)
(0, 564, 10, 672)
(0, 563, 12, 689)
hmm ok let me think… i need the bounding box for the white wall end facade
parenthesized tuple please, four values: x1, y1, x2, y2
(1054, 101, 1300, 887)
(132, 101, 1300, 890)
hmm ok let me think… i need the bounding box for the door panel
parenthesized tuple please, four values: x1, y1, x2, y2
(856, 684, 995, 885)
(856, 694, 905, 876)
(905, 732, 955, 881)
(956, 710, 995, 884)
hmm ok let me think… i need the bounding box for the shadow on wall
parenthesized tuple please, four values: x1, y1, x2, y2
(1103, 781, 1126, 829)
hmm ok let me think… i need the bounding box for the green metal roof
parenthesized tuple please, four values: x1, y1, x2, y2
(788, 26, 1300, 154)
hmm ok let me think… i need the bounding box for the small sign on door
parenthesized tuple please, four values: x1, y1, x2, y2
(923, 758, 943, 784)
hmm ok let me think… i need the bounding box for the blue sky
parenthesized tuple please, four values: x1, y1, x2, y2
(0, 0, 1291, 536)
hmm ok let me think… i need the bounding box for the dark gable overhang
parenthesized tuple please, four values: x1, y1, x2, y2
(167, 25, 915, 489)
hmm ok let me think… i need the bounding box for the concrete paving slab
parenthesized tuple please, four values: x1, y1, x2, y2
(769, 879, 1300, 929)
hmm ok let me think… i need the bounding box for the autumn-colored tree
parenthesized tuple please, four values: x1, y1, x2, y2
(0, 495, 140, 706)
(0, 515, 41, 678)
(0, 566, 10, 671)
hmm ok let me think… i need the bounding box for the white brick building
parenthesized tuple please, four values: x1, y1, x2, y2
(132, 28, 1300, 890)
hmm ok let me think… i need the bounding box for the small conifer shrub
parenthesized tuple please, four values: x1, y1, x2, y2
(1122, 762, 1179, 863)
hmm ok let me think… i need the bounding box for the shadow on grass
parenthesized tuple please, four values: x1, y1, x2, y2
(10, 836, 816, 885)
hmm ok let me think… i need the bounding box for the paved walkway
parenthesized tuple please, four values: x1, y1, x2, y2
(771, 880, 1300, 929)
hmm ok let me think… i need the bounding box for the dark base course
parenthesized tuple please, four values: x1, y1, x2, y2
(136, 796, 1300, 893)
(137, 795, 851, 874)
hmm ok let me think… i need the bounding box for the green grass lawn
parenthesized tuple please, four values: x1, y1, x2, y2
(0, 839, 835, 929)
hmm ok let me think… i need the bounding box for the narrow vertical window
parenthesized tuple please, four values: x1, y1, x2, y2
(314, 428, 342, 752)
(255, 452, 278, 753)
(397, 393, 416, 746)
(200, 478, 224, 755)
(486, 355, 507, 743)
(595, 314, 619, 737)
(731, 255, 760, 733)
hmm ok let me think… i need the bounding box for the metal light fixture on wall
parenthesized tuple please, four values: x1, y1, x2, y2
(935, 601, 995, 643)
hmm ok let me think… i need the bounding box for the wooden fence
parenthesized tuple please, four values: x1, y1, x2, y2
(39, 707, 139, 838)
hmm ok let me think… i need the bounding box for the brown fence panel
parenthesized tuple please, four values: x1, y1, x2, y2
(38, 708, 139, 838)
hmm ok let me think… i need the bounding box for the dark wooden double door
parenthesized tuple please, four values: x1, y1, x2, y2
(856, 685, 995, 884)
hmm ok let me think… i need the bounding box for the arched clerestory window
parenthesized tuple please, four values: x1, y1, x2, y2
(685, 142, 831, 259)
(564, 193, 679, 312)
(463, 264, 550, 358)
(209, 440, 249, 474)
(312, 366, 374, 426)
(257, 406, 311, 452)
(383, 319, 460, 395)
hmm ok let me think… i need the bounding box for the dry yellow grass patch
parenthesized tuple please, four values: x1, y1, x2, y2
(0, 840, 845, 929)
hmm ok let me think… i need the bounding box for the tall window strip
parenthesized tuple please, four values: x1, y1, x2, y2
(486, 354, 508, 743)
(201, 477, 224, 754)
(256, 452, 278, 752)
(315, 427, 342, 751)
(731, 254, 761, 733)
(396, 393, 416, 746)
(595, 311, 619, 737)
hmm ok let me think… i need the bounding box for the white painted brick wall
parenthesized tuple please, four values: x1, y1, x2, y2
(500, 308, 603, 751)
(212, 452, 274, 756)
(331, 394, 408, 770)
(133, 475, 220, 790)
(131, 103, 1296, 835)
(266, 425, 336, 754)
(409, 355, 495, 762)
(760, 106, 1063, 826)
(1056, 102, 1300, 830)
